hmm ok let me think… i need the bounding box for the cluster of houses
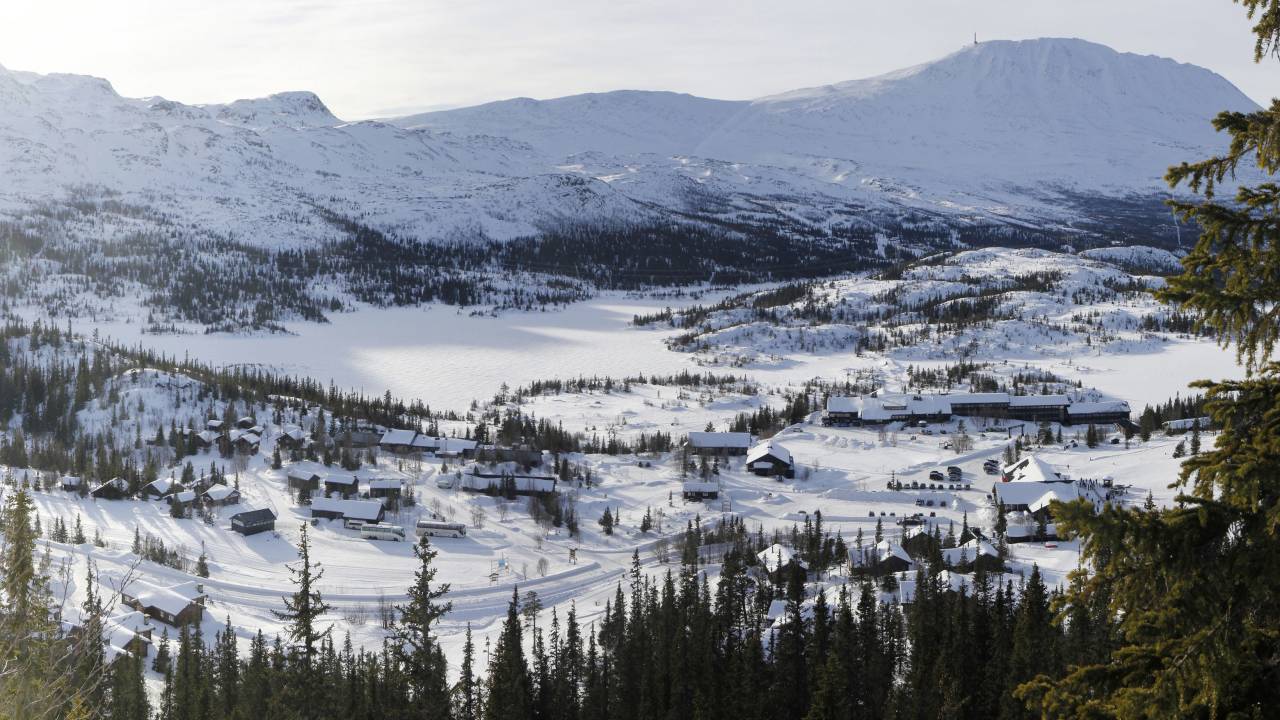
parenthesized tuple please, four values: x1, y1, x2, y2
(286, 464, 408, 502)
(824, 391, 1131, 427)
(174, 418, 266, 454)
(680, 432, 797, 501)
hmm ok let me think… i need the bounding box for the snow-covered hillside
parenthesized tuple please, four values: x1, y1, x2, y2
(0, 38, 1256, 254)
(640, 246, 1204, 371)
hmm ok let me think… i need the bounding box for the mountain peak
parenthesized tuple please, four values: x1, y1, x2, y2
(213, 90, 340, 130)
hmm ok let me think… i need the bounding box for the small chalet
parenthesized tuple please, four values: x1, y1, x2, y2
(686, 431, 753, 456)
(235, 417, 256, 430)
(287, 469, 322, 491)
(141, 477, 178, 501)
(91, 478, 130, 500)
(203, 483, 241, 506)
(757, 544, 806, 573)
(940, 538, 1001, 571)
(366, 478, 404, 499)
(194, 430, 221, 449)
(231, 508, 277, 536)
(746, 441, 795, 478)
(231, 431, 261, 454)
(168, 490, 197, 510)
(122, 581, 205, 627)
(60, 476, 82, 492)
(682, 479, 719, 501)
(310, 497, 386, 524)
(874, 540, 914, 574)
(103, 610, 154, 661)
(277, 427, 308, 451)
(323, 473, 359, 498)
(205, 420, 224, 432)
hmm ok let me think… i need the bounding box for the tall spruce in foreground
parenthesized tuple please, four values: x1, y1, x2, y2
(1020, 2, 1280, 715)
(273, 523, 332, 720)
(0, 488, 77, 720)
(485, 590, 533, 720)
(392, 535, 453, 719)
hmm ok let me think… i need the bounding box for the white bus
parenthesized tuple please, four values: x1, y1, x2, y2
(415, 520, 467, 539)
(360, 523, 406, 542)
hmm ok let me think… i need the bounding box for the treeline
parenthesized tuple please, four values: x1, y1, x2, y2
(1135, 393, 1208, 439)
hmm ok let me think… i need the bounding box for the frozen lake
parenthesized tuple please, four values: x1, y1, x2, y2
(95, 297, 699, 411)
(88, 297, 1242, 414)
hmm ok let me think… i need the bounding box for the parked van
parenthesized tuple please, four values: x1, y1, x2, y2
(360, 524, 406, 542)
(415, 520, 467, 539)
(343, 518, 367, 530)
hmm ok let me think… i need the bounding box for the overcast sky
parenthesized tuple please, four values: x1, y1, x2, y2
(1, 0, 1272, 119)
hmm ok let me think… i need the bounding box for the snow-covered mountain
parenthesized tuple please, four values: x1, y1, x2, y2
(399, 38, 1258, 232)
(0, 38, 1257, 252)
(0, 38, 1260, 331)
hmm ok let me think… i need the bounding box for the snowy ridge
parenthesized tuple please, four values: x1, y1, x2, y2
(0, 37, 1258, 256)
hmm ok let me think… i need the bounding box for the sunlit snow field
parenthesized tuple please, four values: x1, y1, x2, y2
(92, 295, 1242, 413)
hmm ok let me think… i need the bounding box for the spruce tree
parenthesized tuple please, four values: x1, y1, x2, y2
(1022, 5, 1280, 715)
(456, 624, 480, 720)
(273, 523, 331, 720)
(392, 535, 453, 719)
(485, 590, 533, 720)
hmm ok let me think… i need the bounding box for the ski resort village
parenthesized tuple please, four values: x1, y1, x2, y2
(0, 266, 1221, 690)
(0, 13, 1274, 717)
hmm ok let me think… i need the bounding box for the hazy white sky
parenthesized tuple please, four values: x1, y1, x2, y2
(0, 0, 1272, 119)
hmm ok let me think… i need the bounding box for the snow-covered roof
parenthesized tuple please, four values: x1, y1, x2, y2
(876, 540, 914, 566)
(681, 480, 719, 493)
(60, 475, 81, 487)
(380, 429, 418, 446)
(206, 420, 224, 429)
(197, 430, 220, 444)
(1067, 400, 1130, 416)
(128, 581, 203, 617)
(757, 544, 805, 572)
(825, 396, 860, 413)
(687, 431, 752, 449)
(946, 392, 1011, 405)
(237, 432, 261, 445)
(310, 497, 384, 521)
(323, 474, 358, 486)
(173, 490, 197, 503)
(1001, 456, 1062, 484)
(747, 441, 792, 465)
(1008, 394, 1070, 407)
(281, 426, 306, 441)
(146, 477, 176, 495)
(232, 508, 277, 524)
(203, 483, 237, 501)
(366, 479, 403, 490)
